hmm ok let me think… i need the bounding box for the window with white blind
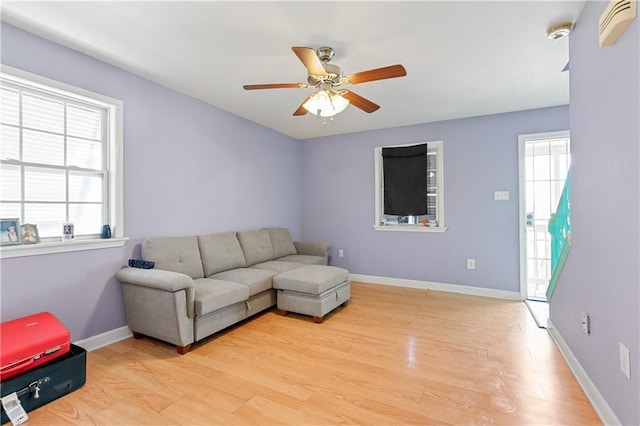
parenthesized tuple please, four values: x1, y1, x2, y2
(374, 141, 446, 232)
(0, 66, 124, 254)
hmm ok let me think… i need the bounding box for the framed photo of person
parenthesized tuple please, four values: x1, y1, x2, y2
(1, 218, 22, 245)
(21, 223, 41, 245)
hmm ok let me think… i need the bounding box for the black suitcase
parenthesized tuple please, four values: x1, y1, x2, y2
(1, 344, 86, 424)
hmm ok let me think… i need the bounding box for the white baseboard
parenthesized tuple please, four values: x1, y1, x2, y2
(73, 325, 132, 352)
(547, 320, 620, 426)
(349, 273, 522, 301)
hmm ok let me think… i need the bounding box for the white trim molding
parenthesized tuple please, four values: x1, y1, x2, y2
(372, 225, 448, 233)
(73, 325, 132, 352)
(547, 320, 621, 426)
(350, 274, 522, 300)
(0, 237, 129, 259)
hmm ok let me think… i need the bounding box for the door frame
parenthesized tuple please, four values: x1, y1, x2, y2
(518, 130, 570, 300)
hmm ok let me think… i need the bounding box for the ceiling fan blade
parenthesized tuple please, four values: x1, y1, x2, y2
(243, 83, 307, 90)
(293, 94, 313, 116)
(291, 46, 327, 76)
(341, 90, 380, 113)
(346, 64, 407, 85)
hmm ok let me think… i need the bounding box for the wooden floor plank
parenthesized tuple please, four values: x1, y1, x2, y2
(20, 281, 601, 425)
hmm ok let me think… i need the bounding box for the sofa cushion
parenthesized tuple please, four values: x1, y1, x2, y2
(250, 260, 303, 273)
(273, 265, 349, 294)
(193, 278, 249, 315)
(198, 232, 246, 276)
(211, 268, 275, 297)
(265, 227, 297, 259)
(237, 230, 274, 266)
(277, 254, 327, 265)
(142, 236, 204, 279)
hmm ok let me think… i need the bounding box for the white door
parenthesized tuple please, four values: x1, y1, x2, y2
(519, 131, 571, 300)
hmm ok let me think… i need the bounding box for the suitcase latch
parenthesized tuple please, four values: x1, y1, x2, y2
(28, 378, 49, 399)
(28, 381, 40, 399)
(44, 345, 61, 355)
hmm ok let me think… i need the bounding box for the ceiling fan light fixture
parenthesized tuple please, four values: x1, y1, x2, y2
(303, 89, 349, 117)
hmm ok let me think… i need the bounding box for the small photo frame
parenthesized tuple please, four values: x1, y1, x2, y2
(1, 218, 22, 245)
(21, 223, 41, 245)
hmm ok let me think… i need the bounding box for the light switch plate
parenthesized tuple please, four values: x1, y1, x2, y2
(620, 342, 631, 379)
(494, 191, 510, 201)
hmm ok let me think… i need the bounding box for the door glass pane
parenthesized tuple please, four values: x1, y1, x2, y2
(550, 139, 569, 181)
(533, 181, 551, 220)
(533, 145, 550, 181)
(550, 179, 565, 211)
(526, 227, 535, 253)
(525, 155, 534, 181)
(525, 182, 534, 212)
(535, 229, 550, 259)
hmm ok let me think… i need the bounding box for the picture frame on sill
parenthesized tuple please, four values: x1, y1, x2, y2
(1, 218, 22, 245)
(21, 223, 41, 245)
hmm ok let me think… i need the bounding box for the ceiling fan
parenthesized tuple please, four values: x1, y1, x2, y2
(243, 46, 407, 118)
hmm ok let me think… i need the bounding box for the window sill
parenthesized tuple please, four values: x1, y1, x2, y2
(0, 237, 129, 259)
(373, 225, 448, 233)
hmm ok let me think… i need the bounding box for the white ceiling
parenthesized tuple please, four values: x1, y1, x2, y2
(1, 1, 585, 140)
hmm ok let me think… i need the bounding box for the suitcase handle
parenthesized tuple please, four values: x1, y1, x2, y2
(0, 355, 35, 375)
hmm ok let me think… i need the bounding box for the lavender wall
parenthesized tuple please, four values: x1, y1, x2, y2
(550, 2, 639, 424)
(0, 23, 301, 340)
(300, 106, 568, 292)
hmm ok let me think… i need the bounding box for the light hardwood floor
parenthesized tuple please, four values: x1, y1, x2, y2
(26, 282, 600, 425)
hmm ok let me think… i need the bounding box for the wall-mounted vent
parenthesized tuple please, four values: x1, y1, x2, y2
(599, 0, 637, 46)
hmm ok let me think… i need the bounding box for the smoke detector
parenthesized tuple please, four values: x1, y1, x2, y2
(547, 22, 573, 40)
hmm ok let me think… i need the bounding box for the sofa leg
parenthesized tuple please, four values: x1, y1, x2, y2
(176, 344, 192, 355)
(132, 331, 144, 340)
(278, 309, 289, 316)
(313, 316, 324, 324)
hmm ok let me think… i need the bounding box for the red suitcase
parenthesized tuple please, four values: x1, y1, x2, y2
(0, 312, 71, 382)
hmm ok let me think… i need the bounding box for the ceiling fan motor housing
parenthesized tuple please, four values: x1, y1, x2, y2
(316, 46, 335, 62)
(307, 62, 343, 86)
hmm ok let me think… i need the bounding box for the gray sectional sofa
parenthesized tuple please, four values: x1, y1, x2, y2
(115, 228, 333, 354)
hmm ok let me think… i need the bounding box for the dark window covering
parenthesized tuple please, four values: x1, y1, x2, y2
(382, 143, 428, 216)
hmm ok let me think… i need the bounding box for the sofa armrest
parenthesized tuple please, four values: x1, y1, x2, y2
(294, 241, 329, 259)
(115, 267, 195, 318)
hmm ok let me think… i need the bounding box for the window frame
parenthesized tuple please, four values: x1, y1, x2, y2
(0, 65, 127, 258)
(373, 140, 447, 233)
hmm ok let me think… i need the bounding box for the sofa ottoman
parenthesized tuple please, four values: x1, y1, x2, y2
(273, 265, 350, 323)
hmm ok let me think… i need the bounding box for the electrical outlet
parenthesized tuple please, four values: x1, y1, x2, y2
(620, 342, 631, 379)
(338, 249, 344, 258)
(581, 313, 590, 334)
(467, 258, 475, 269)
